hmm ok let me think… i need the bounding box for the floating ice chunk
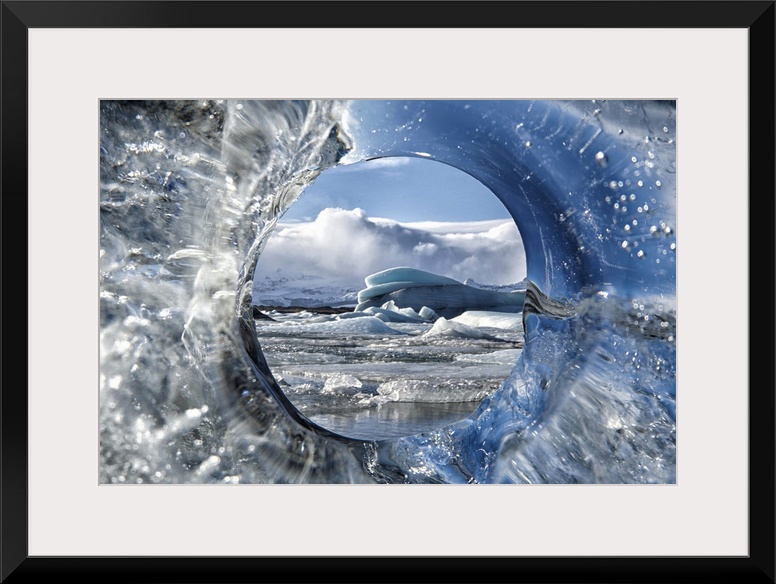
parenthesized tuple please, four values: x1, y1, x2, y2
(323, 373, 363, 393)
(363, 306, 427, 323)
(424, 317, 502, 340)
(334, 311, 373, 320)
(287, 316, 404, 335)
(358, 281, 422, 303)
(381, 300, 423, 320)
(419, 306, 439, 321)
(454, 348, 523, 365)
(451, 310, 523, 331)
(371, 378, 494, 404)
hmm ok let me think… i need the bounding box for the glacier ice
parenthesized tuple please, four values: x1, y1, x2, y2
(418, 306, 439, 321)
(454, 348, 523, 365)
(451, 310, 523, 331)
(362, 306, 428, 324)
(364, 266, 463, 288)
(424, 317, 505, 341)
(355, 267, 525, 318)
(264, 314, 404, 336)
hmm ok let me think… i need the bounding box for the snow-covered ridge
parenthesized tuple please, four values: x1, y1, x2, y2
(252, 271, 359, 308)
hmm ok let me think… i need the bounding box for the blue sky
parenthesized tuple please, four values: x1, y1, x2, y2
(282, 156, 512, 223)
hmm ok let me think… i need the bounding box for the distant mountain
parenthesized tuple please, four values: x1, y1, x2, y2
(252, 271, 359, 308)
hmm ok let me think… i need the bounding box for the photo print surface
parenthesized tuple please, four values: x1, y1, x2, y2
(99, 100, 676, 484)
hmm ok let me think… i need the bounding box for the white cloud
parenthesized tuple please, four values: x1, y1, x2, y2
(254, 207, 526, 295)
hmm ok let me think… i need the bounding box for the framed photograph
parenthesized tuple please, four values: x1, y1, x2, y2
(6, 1, 773, 582)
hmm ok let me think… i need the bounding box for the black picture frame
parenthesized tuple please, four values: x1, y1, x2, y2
(3, 2, 774, 582)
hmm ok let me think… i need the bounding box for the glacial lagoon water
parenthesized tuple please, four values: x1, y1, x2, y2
(255, 306, 524, 440)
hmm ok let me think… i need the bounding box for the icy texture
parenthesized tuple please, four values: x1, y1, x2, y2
(265, 314, 404, 336)
(424, 317, 504, 340)
(323, 373, 363, 394)
(362, 306, 427, 324)
(255, 310, 519, 439)
(365, 266, 463, 288)
(372, 378, 495, 405)
(100, 99, 676, 485)
(455, 349, 522, 365)
(452, 310, 523, 331)
(356, 267, 525, 318)
(419, 306, 439, 321)
(382, 301, 423, 320)
(357, 284, 525, 318)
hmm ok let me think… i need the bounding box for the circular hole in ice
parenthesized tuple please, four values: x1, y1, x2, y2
(252, 156, 527, 441)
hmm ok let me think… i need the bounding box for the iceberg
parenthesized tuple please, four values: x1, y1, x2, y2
(451, 310, 523, 331)
(358, 300, 434, 324)
(418, 306, 439, 321)
(322, 373, 364, 394)
(454, 348, 523, 365)
(267, 314, 405, 336)
(362, 306, 428, 324)
(424, 317, 504, 341)
(355, 266, 525, 318)
(364, 266, 462, 288)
